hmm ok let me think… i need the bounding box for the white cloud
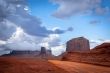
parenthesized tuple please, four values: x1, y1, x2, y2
(0, 27, 64, 55)
(51, 44, 66, 56)
(90, 40, 101, 49)
(102, 40, 110, 43)
(0, 40, 6, 45)
(6, 27, 41, 51)
(51, 0, 109, 18)
(90, 39, 110, 49)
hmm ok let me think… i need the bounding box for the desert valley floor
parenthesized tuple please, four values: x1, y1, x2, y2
(0, 57, 110, 73)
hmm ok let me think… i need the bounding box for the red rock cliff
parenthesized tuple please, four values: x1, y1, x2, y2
(66, 37, 90, 52)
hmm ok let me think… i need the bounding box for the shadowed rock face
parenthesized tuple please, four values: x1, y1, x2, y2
(40, 47, 47, 55)
(66, 37, 90, 52)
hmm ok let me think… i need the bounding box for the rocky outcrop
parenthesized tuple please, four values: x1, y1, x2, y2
(5, 50, 40, 57)
(2, 47, 54, 59)
(91, 43, 110, 54)
(66, 37, 90, 52)
(39, 47, 54, 59)
(39, 47, 47, 56)
(62, 43, 110, 66)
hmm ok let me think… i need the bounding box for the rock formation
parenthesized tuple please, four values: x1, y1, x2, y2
(62, 43, 110, 66)
(91, 43, 110, 54)
(66, 37, 90, 52)
(2, 47, 54, 59)
(2, 50, 40, 57)
(39, 47, 47, 56)
(39, 47, 53, 59)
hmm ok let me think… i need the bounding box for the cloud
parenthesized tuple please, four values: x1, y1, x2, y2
(0, 20, 16, 40)
(67, 27, 74, 31)
(90, 39, 110, 49)
(51, 0, 109, 18)
(0, 40, 6, 45)
(0, 0, 70, 41)
(90, 40, 101, 49)
(0, 0, 71, 55)
(5, 27, 66, 51)
(52, 27, 73, 34)
(6, 27, 41, 51)
(90, 20, 101, 24)
(0, 27, 64, 55)
(51, 44, 66, 56)
(95, 7, 110, 15)
(0, 49, 10, 55)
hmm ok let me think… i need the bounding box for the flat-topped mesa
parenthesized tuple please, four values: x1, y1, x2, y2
(66, 37, 90, 52)
(2, 47, 53, 58)
(3, 50, 40, 57)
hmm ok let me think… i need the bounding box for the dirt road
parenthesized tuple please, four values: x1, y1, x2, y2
(49, 60, 110, 73)
(0, 57, 110, 73)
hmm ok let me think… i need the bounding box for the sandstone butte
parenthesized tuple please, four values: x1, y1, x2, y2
(62, 43, 110, 66)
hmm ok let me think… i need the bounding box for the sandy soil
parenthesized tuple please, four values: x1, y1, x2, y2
(49, 60, 110, 73)
(0, 57, 110, 73)
(0, 57, 67, 73)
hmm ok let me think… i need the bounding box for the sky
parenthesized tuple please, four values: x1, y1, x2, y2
(27, 0, 110, 48)
(0, 0, 110, 56)
(27, 0, 110, 41)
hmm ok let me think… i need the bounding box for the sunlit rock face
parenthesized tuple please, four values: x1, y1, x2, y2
(62, 43, 110, 66)
(66, 37, 90, 52)
(91, 43, 110, 54)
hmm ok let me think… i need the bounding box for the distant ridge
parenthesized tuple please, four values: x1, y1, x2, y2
(2, 47, 54, 59)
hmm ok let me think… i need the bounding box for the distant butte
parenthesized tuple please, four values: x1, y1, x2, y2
(2, 47, 54, 59)
(66, 37, 90, 52)
(63, 39, 110, 66)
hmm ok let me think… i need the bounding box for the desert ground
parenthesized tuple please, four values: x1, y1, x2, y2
(0, 57, 110, 73)
(49, 60, 110, 73)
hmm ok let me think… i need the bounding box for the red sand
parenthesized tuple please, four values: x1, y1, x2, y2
(0, 57, 110, 73)
(49, 60, 110, 73)
(0, 57, 67, 73)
